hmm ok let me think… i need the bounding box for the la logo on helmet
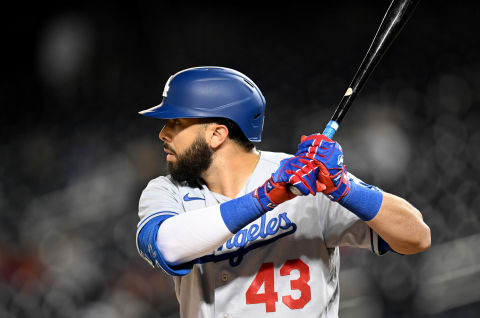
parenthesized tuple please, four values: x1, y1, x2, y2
(163, 75, 173, 97)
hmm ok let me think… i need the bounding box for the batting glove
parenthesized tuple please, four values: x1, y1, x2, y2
(296, 134, 350, 201)
(296, 133, 384, 221)
(253, 156, 326, 211)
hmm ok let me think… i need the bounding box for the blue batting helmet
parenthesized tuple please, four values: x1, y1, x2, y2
(139, 66, 266, 142)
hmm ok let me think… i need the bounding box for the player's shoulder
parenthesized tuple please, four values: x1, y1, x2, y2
(143, 174, 199, 194)
(146, 175, 174, 187)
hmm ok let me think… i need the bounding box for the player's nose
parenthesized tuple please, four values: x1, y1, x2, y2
(159, 123, 171, 142)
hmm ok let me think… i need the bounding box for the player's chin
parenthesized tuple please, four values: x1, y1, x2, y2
(166, 153, 177, 162)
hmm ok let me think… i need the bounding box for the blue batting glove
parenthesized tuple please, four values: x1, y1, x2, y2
(296, 134, 383, 221)
(296, 134, 349, 201)
(254, 156, 326, 211)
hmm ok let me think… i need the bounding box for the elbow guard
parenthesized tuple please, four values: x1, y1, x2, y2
(136, 213, 193, 276)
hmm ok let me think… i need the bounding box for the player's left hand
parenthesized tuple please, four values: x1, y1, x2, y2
(296, 134, 350, 201)
(253, 156, 326, 211)
(272, 156, 327, 196)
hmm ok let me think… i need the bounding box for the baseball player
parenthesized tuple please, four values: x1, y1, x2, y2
(136, 67, 430, 318)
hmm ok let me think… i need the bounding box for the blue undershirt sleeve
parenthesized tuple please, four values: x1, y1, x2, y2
(378, 235, 393, 255)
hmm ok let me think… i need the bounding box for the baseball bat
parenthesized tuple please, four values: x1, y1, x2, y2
(290, 0, 420, 196)
(322, 0, 420, 138)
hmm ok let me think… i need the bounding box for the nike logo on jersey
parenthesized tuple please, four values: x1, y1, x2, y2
(183, 193, 205, 201)
(200, 212, 296, 267)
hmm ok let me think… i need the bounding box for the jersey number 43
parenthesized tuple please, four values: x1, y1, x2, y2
(245, 258, 311, 312)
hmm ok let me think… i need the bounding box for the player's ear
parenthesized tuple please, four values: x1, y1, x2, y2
(207, 123, 228, 149)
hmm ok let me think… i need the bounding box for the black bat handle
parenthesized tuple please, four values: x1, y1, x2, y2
(322, 0, 420, 139)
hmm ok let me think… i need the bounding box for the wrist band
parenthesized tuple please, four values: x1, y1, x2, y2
(220, 193, 265, 233)
(339, 181, 383, 221)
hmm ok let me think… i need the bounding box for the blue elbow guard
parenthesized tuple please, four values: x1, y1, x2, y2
(137, 214, 193, 276)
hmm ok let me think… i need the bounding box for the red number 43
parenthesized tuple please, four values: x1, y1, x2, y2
(245, 258, 311, 312)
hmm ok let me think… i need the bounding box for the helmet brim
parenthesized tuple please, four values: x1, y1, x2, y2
(139, 102, 206, 119)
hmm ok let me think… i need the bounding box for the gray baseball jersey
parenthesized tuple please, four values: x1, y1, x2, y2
(136, 150, 386, 318)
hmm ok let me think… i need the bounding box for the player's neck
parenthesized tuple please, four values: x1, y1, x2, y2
(201, 144, 260, 199)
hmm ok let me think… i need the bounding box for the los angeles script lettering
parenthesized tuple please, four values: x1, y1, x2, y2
(218, 212, 295, 251)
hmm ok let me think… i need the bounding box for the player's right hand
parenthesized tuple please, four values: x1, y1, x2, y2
(296, 134, 350, 201)
(253, 156, 326, 211)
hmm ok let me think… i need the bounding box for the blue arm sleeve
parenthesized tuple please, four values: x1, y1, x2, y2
(137, 214, 194, 276)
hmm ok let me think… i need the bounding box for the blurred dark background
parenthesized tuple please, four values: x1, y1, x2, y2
(1, 1, 480, 317)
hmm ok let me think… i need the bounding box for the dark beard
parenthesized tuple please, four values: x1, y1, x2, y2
(167, 135, 213, 186)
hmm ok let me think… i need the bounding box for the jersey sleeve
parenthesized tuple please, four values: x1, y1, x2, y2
(136, 176, 194, 276)
(321, 173, 392, 255)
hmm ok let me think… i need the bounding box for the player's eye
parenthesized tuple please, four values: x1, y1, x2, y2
(169, 119, 180, 126)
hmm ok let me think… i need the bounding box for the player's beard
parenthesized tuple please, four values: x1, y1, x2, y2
(167, 134, 213, 186)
